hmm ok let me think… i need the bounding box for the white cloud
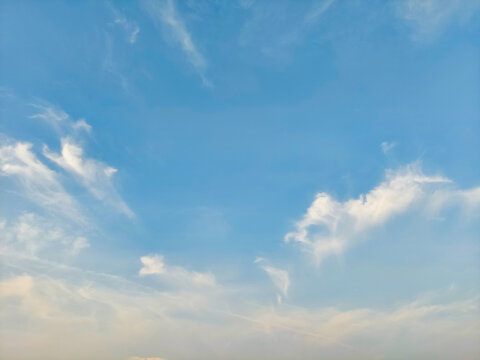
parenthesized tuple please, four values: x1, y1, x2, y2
(139, 255, 166, 275)
(30, 104, 92, 135)
(395, 0, 480, 41)
(139, 254, 216, 287)
(1, 259, 478, 360)
(0, 139, 82, 221)
(255, 258, 290, 302)
(0, 213, 89, 257)
(144, 0, 210, 86)
(380, 141, 397, 154)
(43, 137, 133, 217)
(241, 291, 479, 350)
(0, 275, 33, 298)
(115, 18, 140, 44)
(72, 119, 92, 133)
(285, 164, 480, 264)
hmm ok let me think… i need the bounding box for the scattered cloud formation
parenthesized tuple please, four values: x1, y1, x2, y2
(0, 268, 477, 360)
(395, 0, 480, 41)
(140, 254, 216, 287)
(285, 164, 479, 264)
(143, 0, 210, 86)
(43, 137, 133, 217)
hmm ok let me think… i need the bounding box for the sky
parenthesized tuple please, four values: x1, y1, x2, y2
(0, 0, 479, 359)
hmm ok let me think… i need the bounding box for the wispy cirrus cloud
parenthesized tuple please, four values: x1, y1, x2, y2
(0, 212, 89, 257)
(255, 257, 290, 303)
(395, 0, 480, 41)
(108, 2, 140, 44)
(139, 254, 216, 287)
(43, 137, 133, 217)
(0, 139, 83, 222)
(285, 163, 480, 264)
(239, 0, 335, 61)
(1, 268, 477, 359)
(115, 17, 140, 44)
(30, 103, 91, 135)
(143, 0, 210, 86)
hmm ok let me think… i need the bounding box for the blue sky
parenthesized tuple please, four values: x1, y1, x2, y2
(1, 0, 479, 359)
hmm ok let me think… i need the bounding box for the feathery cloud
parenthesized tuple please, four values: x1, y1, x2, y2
(139, 254, 216, 287)
(0, 213, 89, 257)
(255, 258, 290, 303)
(395, 0, 480, 41)
(0, 139, 83, 221)
(144, 0, 210, 86)
(30, 104, 91, 135)
(43, 138, 133, 217)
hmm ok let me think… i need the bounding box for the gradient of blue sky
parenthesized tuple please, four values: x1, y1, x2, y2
(1, 0, 479, 359)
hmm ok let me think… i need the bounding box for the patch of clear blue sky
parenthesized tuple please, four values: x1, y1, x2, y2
(1, 0, 479, 306)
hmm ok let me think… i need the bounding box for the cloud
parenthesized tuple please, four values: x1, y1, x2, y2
(380, 141, 397, 154)
(0, 139, 83, 221)
(108, 2, 140, 44)
(43, 137, 133, 217)
(285, 164, 479, 264)
(305, 0, 336, 24)
(238, 0, 335, 61)
(72, 119, 92, 133)
(395, 0, 480, 41)
(255, 258, 289, 302)
(1, 267, 477, 360)
(128, 357, 167, 360)
(0, 213, 89, 257)
(30, 104, 91, 135)
(143, 0, 210, 86)
(241, 290, 479, 350)
(115, 18, 140, 44)
(139, 254, 216, 287)
(139, 255, 166, 275)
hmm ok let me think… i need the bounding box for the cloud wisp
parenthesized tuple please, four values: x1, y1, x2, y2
(43, 138, 133, 217)
(395, 0, 480, 41)
(139, 254, 216, 287)
(143, 0, 210, 86)
(238, 0, 335, 61)
(30, 103, 92, 135)
(0, 139, 84, 222)
(255, 257, 290, 303)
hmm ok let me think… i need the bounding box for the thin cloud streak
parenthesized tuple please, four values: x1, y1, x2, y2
(143, 0, 211, 87)
(43, 137, 134, 217)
